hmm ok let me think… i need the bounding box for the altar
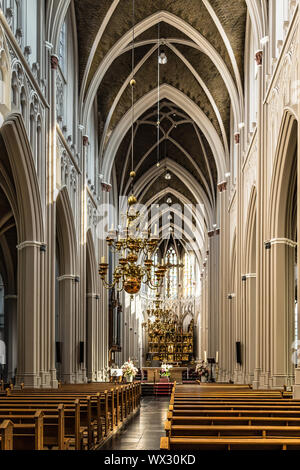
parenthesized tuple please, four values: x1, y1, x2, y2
(141, 367, 190, 384)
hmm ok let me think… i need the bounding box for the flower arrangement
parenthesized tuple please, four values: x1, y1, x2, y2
(121, 359, 138, 378)
(160, 364, 173, 377)
(196, 361, 209, 379)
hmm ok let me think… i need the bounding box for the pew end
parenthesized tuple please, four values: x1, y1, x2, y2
(0, 420, 13, 450)
(160, 437, 170, 450)
(164, 420, 171, 436)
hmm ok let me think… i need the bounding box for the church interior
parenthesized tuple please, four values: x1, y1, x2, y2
(0, 0, 299, 453)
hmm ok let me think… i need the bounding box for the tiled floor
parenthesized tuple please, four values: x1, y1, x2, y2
(100, 397, 170, 450)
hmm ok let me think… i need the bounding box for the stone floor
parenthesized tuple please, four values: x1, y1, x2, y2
(100, 397, 170, 450)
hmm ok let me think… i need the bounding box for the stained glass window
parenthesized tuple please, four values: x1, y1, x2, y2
(183, 252, 195, 298)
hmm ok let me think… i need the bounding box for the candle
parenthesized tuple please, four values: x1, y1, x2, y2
(204, 350, 207, 362)
(154, 224, 158, 236)
(216, 351, 219, 364)
(101, 256, 106, 264)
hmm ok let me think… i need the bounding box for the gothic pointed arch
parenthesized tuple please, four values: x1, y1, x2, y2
(56, 186, 77, 275)
(0, 112, 44, 243)
(269, 111, 298, 239)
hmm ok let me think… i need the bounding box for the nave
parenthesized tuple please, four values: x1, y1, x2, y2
(0, 0, 299, 454)
(100, 397, 169, 451)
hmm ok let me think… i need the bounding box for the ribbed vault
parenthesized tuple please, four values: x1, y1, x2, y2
(74, 0, 248, 264)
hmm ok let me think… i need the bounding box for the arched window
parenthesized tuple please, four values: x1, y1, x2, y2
(4, 0, 21, 37)
(244, 15, 258, 146)
(166, 247, 178, 299)
(25, 0, 38, 65)
(56, 9, 76, 140)
(59, 20, 67, 74)
(183, 252, 195, 298)
(269, 0, 290, 59)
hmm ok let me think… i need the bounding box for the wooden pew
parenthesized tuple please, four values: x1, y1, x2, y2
(0, 402, 80, 449)
(0, 420, 13, 450)
(165, 420, 300, 438)
(3, 382, 141, 449)
(1, 382, 141, 450)
(164, 383, 300, 451)
(161, 436, 300, 450)
(167, 412, 300, 427)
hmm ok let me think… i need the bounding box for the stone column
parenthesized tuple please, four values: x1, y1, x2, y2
(235, 128, 243, 385)
(39, 243, 48, 388)
(270, 239, 296, 388)
(218, 182, 229, 382)
(44, 52, 60, 389)
(57, 275, 77, 384)
(86, 293, 98, 382)
(4, 295, 17, 382)
(253, 51, 264, 390)
(207, 230, 219, 359)
(78, 135, 89, 383)
(16, 242, 43, 388)
(293, 13, 300, 399)
(244, 274, 256, 384)
(200, 269, 208, 361)
(98, 188, 109, 380)
(239, 275, 247, 384)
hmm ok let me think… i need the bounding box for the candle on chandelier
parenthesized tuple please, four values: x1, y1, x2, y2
(204, 350, 207, 362)
(101, 256, 106, 264)
(216, 351, 219, 363)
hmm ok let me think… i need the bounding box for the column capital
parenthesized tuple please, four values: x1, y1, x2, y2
(208, 229, 220, 238)
(234, 132, 240, 144)
(242, 273, 256, 281)
(57, 275, 79, 282)
(101, 182, 112, 193)
(45, 41, 53, 50)
(269, 238, 297, 248)
(255, 50, 263, 66)
(16, 241, 45, 251)
(50, 54, 59, 70)
(86, 293, 100, 300)
(83, 135, 89, 147)
(217, 181, 227, 193)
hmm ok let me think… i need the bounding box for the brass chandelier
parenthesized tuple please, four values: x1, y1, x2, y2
(144, 292, 174, 334)
(99, 3, 168, 298)
(99, 195, 167, 297)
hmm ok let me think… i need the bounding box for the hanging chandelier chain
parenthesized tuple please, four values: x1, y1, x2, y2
(98, 7, 168, 299)
(131, 0, 135, 178)
(157, 22, 160, 167)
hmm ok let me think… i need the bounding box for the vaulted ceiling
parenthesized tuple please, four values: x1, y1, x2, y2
(74, 0, 248, 258)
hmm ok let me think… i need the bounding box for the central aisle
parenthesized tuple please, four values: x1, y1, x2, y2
(100, 397, 170, 450)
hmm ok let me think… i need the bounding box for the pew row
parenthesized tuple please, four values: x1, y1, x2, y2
(0, 382, 141, 450)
